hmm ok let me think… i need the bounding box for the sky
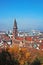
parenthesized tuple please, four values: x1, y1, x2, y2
(0, 0, 43, 32)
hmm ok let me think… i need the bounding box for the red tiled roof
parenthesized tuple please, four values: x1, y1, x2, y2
(40, 45, 43, 49)
(0, 40, 1, 42)
(3, 37, 10, 41)
(0, 34, 10, 41)
(16, 37, 23, 41)
(16, 36, 33, 41)
(25, 36, 33, 41)
(42, 40, 43, 43)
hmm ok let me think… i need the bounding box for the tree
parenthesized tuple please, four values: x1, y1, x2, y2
(0, 50, 12, 65)
(30, 58, 41, 65)
(24, 61, 30, 65)
(0, 50, 19, 65)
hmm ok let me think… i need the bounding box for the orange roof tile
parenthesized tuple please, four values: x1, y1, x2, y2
(25, 36, 33, 41)
(16, 37, 23, 41)
(40, 45, 43, 49)
(16, 36, 33, 41)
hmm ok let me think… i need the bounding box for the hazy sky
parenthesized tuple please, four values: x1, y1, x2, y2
(0, 0, 43, 31)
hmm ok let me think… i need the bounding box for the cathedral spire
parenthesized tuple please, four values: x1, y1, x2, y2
(13, 19, 18, 38)
(13, 19, 17, 29)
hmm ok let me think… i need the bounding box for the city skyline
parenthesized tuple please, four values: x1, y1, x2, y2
(0, 0, 43, 31)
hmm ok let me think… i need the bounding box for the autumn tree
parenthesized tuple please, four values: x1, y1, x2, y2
(30, 58, 41, 65)
(0, 50, 19, 65)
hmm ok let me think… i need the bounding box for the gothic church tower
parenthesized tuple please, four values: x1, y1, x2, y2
(13, 19, 18, 39)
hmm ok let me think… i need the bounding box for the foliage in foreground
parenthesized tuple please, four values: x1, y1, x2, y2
(0, 50, 19, 65)
(0, 45, 42, 65)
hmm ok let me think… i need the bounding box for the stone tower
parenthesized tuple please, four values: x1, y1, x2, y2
(13, 19, 18, 38)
